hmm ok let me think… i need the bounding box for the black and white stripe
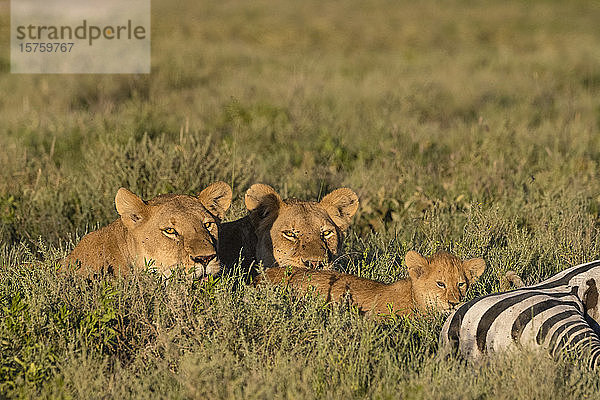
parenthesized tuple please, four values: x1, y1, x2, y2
(439, 260, 600, 368)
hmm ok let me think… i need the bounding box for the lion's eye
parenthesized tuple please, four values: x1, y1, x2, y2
(322, 229, 335, 239)
(162, 227, 179, 237)
(458, 282, 466, 288)
(204, 221, 215, 230)
(436, 281, 446, 289)
(282, 230, 297, 240)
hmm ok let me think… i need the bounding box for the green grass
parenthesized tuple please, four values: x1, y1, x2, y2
(2, 0, 600, 398)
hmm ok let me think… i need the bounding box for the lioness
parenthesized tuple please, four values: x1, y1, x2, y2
(258, 250, 486, 316)
(218, 183, 359, 276)
(62, 182, 232, 277)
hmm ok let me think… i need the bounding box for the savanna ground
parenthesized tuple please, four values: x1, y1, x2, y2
(2, 0, 600, 398)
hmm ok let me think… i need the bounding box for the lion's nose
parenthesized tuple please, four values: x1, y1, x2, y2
(302, 259, 326, 269)
(191, 254, 216, 266)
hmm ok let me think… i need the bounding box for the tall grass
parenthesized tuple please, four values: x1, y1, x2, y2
(1, 0, 600, 398)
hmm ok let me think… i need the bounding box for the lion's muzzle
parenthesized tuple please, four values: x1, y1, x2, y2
(191, 254, 217, 266)
(190, 253, 221, 278)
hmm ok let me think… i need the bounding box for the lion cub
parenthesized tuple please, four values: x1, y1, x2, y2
(259, 251, 486, 316)
(62, 182, 232, 277)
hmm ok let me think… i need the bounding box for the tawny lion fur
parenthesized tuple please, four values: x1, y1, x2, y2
(258, 250, 486, 316)
(62, 182, 232, 277)
(218, 183, 359, 275)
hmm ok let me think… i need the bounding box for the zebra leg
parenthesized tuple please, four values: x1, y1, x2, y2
(548, 314, 600, 369)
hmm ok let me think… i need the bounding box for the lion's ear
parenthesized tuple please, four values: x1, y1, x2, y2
(115, 188, 148, 228)
(198, 181, 232, 220)
(463, 258, 486, 282)
(405, 250, 428, 280)
(245, 183, 282, 221)
(320, 188, 359, 231)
